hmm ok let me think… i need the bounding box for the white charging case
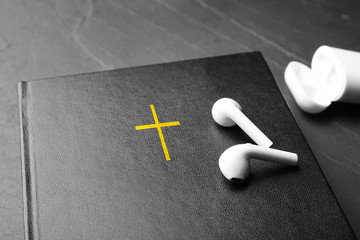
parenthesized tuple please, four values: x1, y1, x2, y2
(285, 46, 360, 113)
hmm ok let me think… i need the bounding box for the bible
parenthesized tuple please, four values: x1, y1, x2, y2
(18, 52, 355, 239)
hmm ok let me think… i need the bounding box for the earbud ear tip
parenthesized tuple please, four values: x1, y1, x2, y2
(212, 98, 240, 127)
(212, 112, 236, 127)
(219, 145, 250, 181)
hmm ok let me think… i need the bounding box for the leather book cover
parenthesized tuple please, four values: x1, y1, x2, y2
(18, 52, 355, 239)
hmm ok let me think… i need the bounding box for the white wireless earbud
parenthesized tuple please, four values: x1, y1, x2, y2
(219, 144, 298, 182)
(212, 98, 273, 147)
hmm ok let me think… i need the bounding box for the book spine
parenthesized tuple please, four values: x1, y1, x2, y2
(18, 81, 39, 240)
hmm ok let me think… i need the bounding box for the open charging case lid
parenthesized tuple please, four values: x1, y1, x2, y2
(285, 46, 360, 114)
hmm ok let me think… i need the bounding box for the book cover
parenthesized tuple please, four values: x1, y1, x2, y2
(18, 52, 355, 239)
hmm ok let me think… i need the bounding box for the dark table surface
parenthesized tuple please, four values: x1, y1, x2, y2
(1, 0, 359, 239)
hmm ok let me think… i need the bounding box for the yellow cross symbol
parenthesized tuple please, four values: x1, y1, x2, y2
(135, 105, 180, 161)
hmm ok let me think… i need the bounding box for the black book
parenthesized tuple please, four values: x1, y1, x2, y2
(18, 52, 355, 239)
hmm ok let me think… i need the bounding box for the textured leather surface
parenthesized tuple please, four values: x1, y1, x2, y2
(18, 52, 355, 239)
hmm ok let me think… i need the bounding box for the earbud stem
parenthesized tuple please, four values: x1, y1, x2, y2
(228, 106, 273, 148)
(248, 144, 298, 166)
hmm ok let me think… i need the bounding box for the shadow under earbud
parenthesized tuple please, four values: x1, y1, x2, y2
(222, 164, 300, 191)
(221, 174, 252, 191)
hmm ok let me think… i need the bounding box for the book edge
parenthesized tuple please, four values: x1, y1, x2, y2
(18, 81, 38, 240)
